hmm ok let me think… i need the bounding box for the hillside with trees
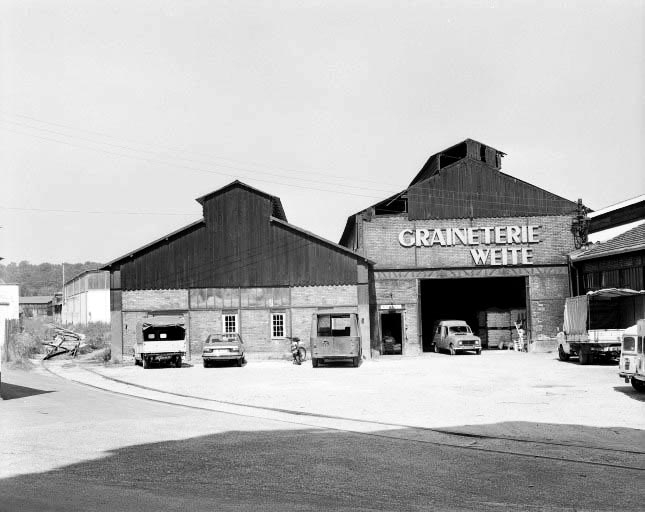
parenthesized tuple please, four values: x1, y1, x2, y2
(0, 261, 104, 296)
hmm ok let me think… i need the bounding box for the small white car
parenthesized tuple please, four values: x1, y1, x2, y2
(432, 320, 482, 355)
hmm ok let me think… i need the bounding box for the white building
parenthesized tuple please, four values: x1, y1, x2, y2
(62, 270, 110, 325)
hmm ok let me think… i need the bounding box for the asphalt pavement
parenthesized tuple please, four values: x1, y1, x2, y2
(1, 352, 644, 511)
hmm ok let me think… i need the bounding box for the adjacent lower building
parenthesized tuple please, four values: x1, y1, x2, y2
(62, 270, 110, 325)
(102, 181, 371, 361)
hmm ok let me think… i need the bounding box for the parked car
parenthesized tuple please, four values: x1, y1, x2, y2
(202, 333, 246, 367)
(432, 320, 482, 355)
(310, 312, 362, 367)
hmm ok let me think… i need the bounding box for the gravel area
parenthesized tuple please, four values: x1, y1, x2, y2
(76, 350, 645, 434)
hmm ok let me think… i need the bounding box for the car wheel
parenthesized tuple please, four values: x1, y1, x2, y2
(175, 356, 182, 368)
(449, 344, 456, 356)
(312, 358, 318, 368)
(236, 357, 244, 367)
(476, 348, 482, 355)
(558, 345, 570, 361)
(631, 379, 645, 392)
(203, 359, 209, 368)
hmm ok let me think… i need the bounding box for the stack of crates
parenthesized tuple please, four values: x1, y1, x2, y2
(478, 308, 519, 349)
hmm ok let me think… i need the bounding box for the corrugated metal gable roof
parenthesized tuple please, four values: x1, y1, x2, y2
(571, 223, 645, 261)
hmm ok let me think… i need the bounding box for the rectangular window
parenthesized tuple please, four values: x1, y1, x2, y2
(222, 313, 238, 334)
(271, 313, 285, 338)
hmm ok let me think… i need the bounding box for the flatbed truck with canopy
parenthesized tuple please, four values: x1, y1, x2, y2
(134, 316, 186, 369)
(558, 288, 645, 365)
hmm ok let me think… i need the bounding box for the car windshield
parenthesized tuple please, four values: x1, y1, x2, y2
(449, 325, 471, 334)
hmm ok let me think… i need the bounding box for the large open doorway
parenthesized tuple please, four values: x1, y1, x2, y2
(420, 277, 527, 352)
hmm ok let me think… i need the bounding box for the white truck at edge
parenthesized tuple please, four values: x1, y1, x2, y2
(558, 290, 630, 365)
(134, 316, 186, 369)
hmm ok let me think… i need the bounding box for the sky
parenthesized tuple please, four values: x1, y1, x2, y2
(1, 0, 643, 265)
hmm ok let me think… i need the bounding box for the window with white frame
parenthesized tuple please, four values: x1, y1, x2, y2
(271, 313, 285, 338)
(222, 313, 238, 334)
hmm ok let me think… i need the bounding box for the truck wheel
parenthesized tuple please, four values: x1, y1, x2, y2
(558, 345, 570, 361)
(312, 358, 319, 368)
(142, 356, 150, 369)
(449, 344, 456, 356)
(631, 379, 645, 392)
(579, 350, 590, 365)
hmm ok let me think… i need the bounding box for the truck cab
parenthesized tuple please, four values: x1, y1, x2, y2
(432, 320, 482, 355)
(310, 312, 361, 368)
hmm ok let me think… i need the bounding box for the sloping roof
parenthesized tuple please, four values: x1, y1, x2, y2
(102, 219, 205, 269)
(19, 296, 53, 304)
(270, 217, 371, 263)
(571, 223, 645, 262)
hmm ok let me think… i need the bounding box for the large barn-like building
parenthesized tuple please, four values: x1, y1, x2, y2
(103, 181, 371, 361)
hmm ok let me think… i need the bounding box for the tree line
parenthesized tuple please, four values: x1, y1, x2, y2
(0, 261, 104, 297)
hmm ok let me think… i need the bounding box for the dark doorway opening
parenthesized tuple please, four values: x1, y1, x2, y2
(420, 277, 527, 352)
(381, 311, 403, 355)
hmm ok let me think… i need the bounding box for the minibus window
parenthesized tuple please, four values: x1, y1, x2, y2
(622, 336, 636, 352)
(317, 315, 331, 337)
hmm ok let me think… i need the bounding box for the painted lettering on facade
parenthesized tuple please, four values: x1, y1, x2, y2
(398, 226, 540, 266)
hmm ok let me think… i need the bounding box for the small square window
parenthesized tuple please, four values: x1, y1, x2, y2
(223, 314, 238, 334)
(271, 313, 285, 338)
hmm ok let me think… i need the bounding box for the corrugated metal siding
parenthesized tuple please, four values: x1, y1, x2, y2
(119, 186, 360, 290)
(408, 160, 578, 220)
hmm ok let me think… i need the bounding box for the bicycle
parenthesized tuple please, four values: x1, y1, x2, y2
(287, 336, 307, 364)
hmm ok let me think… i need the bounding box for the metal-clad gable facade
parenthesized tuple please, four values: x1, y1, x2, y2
(117, 185, 362, 290)
(408, 159, 578, 219)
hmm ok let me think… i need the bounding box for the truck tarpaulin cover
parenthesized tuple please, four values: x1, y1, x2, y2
(564, 295, 588, 336)
(565, 289, 645, 334)
(141, 316, 185, 329)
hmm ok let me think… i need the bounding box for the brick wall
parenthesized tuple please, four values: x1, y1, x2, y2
(122, 289, 188, 311)
(361, 215, 576, 269)
(117, 285, 364, 360)
(528, 273, 570, 339)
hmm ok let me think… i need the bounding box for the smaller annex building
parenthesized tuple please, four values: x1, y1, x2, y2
(102, 181, 371, 361)
(62, 269, 111, 325)
(340, 139, 582, 355)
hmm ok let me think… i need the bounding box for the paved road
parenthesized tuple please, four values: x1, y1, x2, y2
(1, 367, 643, 511)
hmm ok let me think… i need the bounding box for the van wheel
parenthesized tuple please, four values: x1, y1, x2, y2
(632, 379, 645, 392)
(558, 345, 570, 361)
(312, 358, 319, 368)
(449, 344, 456, 356)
